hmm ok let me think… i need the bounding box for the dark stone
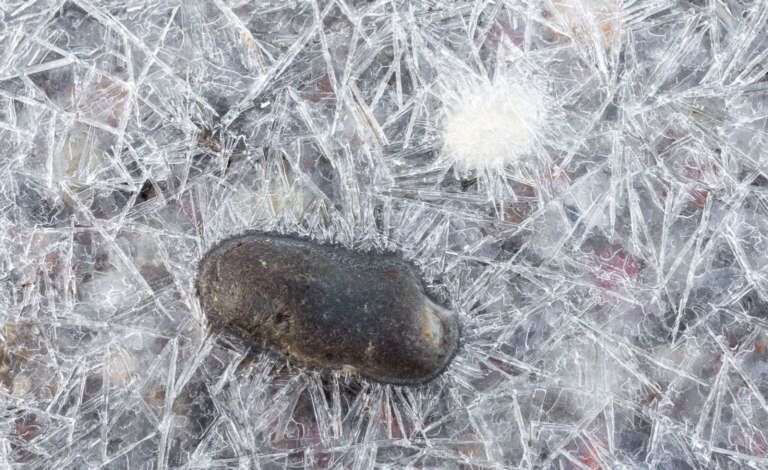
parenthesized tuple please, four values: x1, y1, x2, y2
(197, 232, 460, 385)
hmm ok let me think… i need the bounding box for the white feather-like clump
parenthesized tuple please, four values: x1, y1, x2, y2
(551, 0, 623, 47)
(441, 77, 547, 174)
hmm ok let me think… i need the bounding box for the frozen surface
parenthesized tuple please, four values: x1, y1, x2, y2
(1, 0, 768, 468)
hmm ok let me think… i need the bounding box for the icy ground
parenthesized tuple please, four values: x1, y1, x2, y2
(1, 0, 768, 468)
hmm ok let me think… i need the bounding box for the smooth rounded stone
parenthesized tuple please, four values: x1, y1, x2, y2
(197, 232, 460, 385)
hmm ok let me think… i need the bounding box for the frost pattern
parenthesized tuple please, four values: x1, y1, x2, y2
(1, 0, 768, 468)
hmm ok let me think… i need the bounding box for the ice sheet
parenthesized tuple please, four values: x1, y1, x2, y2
(1, 0, 768, 468)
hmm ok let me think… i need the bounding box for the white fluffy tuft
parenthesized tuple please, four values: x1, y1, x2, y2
(441, 80, 546, 174)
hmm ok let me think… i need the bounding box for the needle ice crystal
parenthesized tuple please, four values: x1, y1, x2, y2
(197, 232, 460, 385)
